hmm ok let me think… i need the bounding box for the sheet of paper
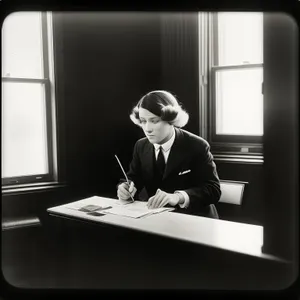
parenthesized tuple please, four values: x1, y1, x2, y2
(99, 201, 174, 219)
(61, 196, 174, 219)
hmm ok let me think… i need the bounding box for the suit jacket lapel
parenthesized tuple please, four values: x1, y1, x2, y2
(163, 128, 186, 180)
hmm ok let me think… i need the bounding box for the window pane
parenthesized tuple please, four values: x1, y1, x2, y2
(2, 82, 48, 177)
(215, 67, 263, 136)
(2, 12, 43, 78)
(217, 12, 263, 66)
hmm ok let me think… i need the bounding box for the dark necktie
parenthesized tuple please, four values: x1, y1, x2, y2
(157, 146, 166, 176)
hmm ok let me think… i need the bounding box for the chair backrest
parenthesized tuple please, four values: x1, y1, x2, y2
(219, 180, 248, 206)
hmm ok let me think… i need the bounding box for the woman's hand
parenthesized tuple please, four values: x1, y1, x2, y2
(147, 189, 180, 209)
(117, 181, 137, 201)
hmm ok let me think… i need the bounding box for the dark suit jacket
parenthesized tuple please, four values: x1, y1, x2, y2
(124, 128, 221, 218)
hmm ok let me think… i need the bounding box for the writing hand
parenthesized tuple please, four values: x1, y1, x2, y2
(117, 181, 137, 201)
(147, 189, 180, 209)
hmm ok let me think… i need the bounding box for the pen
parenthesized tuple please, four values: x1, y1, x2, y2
(115, 154, 135, 202)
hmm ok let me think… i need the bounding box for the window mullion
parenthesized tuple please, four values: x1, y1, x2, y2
(212, 63, 263, 71)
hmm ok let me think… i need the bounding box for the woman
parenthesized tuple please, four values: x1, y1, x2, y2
(117, 90, 221, 218)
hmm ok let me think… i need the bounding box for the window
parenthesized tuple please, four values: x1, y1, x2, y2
(200, 12, 264, 157)
(2, 12, 57, 186)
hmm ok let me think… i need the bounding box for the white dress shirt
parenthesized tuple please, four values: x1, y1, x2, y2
(153, 128, 190, 209)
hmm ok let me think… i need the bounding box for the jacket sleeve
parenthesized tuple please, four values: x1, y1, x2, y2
(117, 141, 144, 195)
(183, 142, 221, 213)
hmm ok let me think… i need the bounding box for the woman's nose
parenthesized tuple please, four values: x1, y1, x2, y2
(145, 122, 152, 132)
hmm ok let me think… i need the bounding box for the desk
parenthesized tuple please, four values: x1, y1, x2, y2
(42, 196, 295, 289)
(47, 196, 279, 261)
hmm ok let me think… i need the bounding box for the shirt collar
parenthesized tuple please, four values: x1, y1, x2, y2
(153, 127, 176, 152)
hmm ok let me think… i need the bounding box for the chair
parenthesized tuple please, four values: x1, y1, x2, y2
(217, 180, 248, 221)
(219, 180, 247, 205)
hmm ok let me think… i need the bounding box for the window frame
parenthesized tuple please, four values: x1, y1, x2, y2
(2, 12, 57, 186)
(207, 12, 264, 157)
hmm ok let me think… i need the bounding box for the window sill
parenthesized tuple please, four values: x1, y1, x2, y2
(2, 182, 67, 196)
(213, 154, 264, 165)
(2, 216, 41, 231)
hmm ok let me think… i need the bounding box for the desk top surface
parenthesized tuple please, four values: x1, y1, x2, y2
(47, 196, 280, 261)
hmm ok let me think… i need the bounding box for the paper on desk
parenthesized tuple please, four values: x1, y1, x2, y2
(100, 201, 174, 219)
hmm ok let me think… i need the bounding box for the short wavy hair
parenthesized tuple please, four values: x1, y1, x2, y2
(129, 90, 189, 128)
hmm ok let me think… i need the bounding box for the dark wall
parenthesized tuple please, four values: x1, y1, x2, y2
(2, 187, 91, 221)
(53, 12, 161, 195)
(160, 13, 200, 135)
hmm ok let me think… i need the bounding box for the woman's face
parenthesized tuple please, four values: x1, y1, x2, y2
(139, 108, 174, 145)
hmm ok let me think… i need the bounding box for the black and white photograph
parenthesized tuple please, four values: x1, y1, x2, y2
(1, 8, 298, 295)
